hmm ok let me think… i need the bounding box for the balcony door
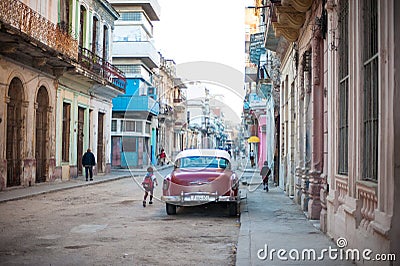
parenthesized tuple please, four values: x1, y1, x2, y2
(79, 5, 86, 48)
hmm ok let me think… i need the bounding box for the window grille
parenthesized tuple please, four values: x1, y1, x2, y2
(362, 0, 378, 181)
(338, 0, 349, 175)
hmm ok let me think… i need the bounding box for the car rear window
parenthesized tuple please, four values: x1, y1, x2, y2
(176, 156, 230, 169)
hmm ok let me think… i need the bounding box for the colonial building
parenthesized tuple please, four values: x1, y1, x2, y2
(57, 0, 126, 179)
(261, 0, 399, 262)
(244, 2, 280, 179)
(109, 0, 161, 168)
(0, 0, 125, 189)
(324, 0, 399, 261)
(156, 56, 187, 161)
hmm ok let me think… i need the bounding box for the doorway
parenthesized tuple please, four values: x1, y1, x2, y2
(97, 112, 104, 173)
(6, 78, 24, 187)
(77, 107, 85, 175)
(35, 86, 49, 183)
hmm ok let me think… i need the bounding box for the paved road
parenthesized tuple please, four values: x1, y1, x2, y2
(0, 169, 239, 265)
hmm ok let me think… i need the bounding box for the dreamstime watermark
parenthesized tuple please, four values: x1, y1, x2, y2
(257, 237, 396, 262)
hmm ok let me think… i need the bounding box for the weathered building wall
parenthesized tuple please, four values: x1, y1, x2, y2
(0, 58, 57, 189)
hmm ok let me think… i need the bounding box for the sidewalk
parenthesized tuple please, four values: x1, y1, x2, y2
(236, 167, 354, 266)
(0, 164, 172, 203)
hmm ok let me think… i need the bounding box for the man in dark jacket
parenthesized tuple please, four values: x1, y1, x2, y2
(260, 161, 271, 192)
(82, 149, 96, 181)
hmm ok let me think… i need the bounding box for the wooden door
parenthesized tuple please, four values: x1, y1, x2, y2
(77, 107, 85, 175)
(6, 78, 23, 187)
(35, 87, 49, 183)
(97, 113, 104, 173)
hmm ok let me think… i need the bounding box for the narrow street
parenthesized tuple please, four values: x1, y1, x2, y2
(0, 172, 239, 265)
(0, 0, 399, 265)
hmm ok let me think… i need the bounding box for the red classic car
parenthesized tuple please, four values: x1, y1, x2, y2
(161, 149, 240, 216)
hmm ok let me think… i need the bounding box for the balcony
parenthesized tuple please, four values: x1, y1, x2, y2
(0, 0, 77, 75)
(113, 41, 160, 69)
(113, 95, 159, 115)
(76, 47, 126, 92)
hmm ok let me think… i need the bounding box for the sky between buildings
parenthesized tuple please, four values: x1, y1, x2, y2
(153, 0, 251, 122)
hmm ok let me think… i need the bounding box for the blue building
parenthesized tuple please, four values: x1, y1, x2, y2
(110, 0, 161, 168)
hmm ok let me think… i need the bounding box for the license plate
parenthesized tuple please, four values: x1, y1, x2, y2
(186, 195, 210, 201)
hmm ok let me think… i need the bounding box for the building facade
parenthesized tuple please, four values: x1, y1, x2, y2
(110, 0, 160, 168)
(0, 0, 125, 189)
(261, 0, 399, 262)
(56, 0, 125, 180)
(324, 0, 399, 261)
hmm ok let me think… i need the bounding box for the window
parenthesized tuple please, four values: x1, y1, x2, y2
(62, 103, 71, 162)
(122, 137, 137, 152)
(362, 0, 378, 181)
(92, 16, 99, 54)
(121, 120, 143, 132)
(114, 65, 141, 74)
(124, 121, 136, 132)
(338, 0, 349, 175)
(145, 123, 150, 134)
(103, 25, 109, 61)
(120, 12, 142, 21)
(111, 120, 117, 132)
(177, 156, 230, 169)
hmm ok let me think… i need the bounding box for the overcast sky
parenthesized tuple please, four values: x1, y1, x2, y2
(153, 0, 246, 73)
(153, 0, 249, 121)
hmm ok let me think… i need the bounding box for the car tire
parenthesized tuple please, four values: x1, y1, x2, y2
(228, 202, 238, 216)
(166, 203, 177, 215)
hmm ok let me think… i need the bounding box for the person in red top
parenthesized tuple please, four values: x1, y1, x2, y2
(159, 149, 166, 166)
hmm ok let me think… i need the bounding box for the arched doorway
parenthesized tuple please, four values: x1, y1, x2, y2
(6, 78, 24, 187)
(35, 86, 49, 183)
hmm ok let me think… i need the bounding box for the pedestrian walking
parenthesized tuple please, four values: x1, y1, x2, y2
(260, 161, 271, 192)
(82, 149, 96, 181)
(158, 149, 166, 166)
(250, 150, 255, 167)
(142, 167, 158, 207)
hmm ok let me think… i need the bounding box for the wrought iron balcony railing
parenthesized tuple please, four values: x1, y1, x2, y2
(78, 47, 127, 91)
(0, 0, 78, 60)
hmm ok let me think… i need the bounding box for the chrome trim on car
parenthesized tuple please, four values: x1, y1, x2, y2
(161, 192, 238, 206)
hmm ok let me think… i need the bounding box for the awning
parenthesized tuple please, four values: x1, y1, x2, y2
(247, 136, 260, 143)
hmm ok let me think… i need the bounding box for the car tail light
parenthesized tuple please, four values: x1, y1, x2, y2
(163, 179, 169, 190)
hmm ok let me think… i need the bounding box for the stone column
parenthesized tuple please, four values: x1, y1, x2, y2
(301, 51, 311, 211)
(308, 27, 324, 220)
(295, 58, 305, 205)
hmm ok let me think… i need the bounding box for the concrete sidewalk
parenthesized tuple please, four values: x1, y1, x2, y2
(236, 170, 354, 266)
(0, 165, 172, 203)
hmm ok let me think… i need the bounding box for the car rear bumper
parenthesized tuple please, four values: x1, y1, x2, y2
(161, 192, 238, 206)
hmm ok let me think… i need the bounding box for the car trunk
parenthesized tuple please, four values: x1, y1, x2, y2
(170, 168, 232, 196)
